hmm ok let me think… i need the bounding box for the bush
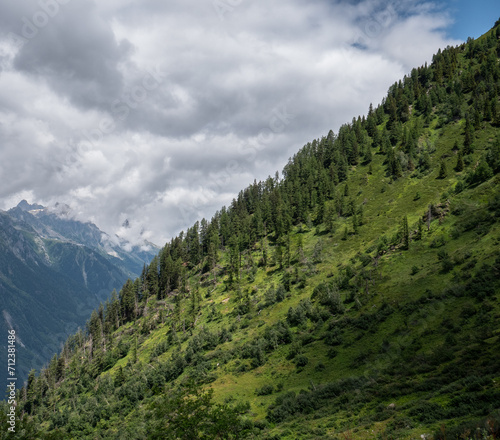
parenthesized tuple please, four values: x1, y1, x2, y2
(287, 341, 302, 360)
(275, 285, 286, 302)
(441, 257, 454, 273)
(324, 328, 343, 346)
(430, 235, 446, 248)
(407, 400, 445, 423)
(467, 160, 493, 185)
(454, 180, 466, 194)
(315, 363, 326, 372)
(255, 384, 274, 396)
(295, 355, 309, 368)
(327, 348, 338, 359)
(460, 303, 477, 319)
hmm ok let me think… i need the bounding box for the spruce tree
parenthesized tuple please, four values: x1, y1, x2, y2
(342, 226, 348, 240)
(352, 212, 358, 235)
(455, 150, 464, 171)
(438, 160, 447, 179)
(464, 114, 474, 154)
(401, 215, 410, 250)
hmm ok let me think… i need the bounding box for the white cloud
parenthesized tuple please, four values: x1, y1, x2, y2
(0, 0, 462, 246)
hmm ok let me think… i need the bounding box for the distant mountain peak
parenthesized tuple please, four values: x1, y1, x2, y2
(17, 200, 45, 212)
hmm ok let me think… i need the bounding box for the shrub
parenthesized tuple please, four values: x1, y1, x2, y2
(467, 160, 493, 184)
(255, 384, 274, 396)
(430, 235, 446, 248)
(441, 257, 454, 273)
(407, 400, 445, 423)
(315, 363, 326, 372)
(324, 328, 343, 346)
(327, 348, 338, 359)
(287, 341, 302, 360)
(295, 355, 309, 368)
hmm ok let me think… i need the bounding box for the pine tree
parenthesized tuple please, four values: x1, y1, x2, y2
(401, 215, 410, 250)
(438, 160, 447, 179)
(464, 114, 474, 154)
(416, 218, 424, 241)
(393, 154, 403, 178)
(455, 150, 464, 171)
(324, 202, 335, 233)
(352, 212, 359, 235)
(358, 205, 364, 226)
(260, 236, 268, 267)
(363, 145, 373, 164)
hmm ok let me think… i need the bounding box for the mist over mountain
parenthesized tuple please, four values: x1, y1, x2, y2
(9, 200, 158, 278)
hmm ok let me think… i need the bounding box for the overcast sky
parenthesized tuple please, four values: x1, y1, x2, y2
(0, 0, 498, 247)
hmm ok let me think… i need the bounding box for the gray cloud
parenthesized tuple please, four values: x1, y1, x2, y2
(0, 0, 461, 246)
(10, 0, 130, 109)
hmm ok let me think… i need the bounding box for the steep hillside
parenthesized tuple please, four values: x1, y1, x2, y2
(0, 203, 157, 391)
(4, 21, 500, 440)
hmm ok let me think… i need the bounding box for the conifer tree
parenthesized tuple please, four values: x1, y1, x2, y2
(352, 212, 359, 235)
(324, 202, 335, 233)
(416, 218, 424, 241)
(260, 236, 268, 267)
(358, 205, 364, 226)
(438, 160, 447, 179)
(464, 114, 474, 154)
(455, 150, 464, 171)
(401, 215, 410, 250)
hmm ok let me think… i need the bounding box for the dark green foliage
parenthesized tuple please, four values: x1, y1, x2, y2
(324, 327, 343, 346)
(407, 400, 445, 423)
(438, 160, 447, 179)
(286, 299, 315, 326)
(311, 282, 344, 314)
(294, 355, 309, 368)
(148, 385, 252, 439)
(401, 215, 409, 249)
(266, 377, 366, 423)
(455, 150, 464, 171)
(255, 384, 274, 396)
(434, 414, 500, 440)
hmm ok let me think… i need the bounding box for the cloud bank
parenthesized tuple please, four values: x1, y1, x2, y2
(0, 0, 461, 246)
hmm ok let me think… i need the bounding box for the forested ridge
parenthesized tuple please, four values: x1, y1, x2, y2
(3, 20, 500, 440)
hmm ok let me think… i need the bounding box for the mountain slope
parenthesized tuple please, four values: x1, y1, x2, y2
(4, 21, 500, 440)
(0, 204, 157, 391)
(8, 201, 158, 279)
